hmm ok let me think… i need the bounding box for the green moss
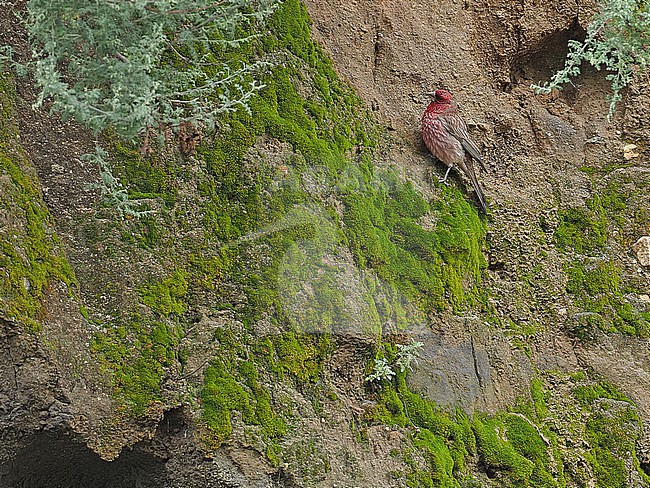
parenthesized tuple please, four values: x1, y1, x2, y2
(205, 119, 256, 181)
(407, 430, 458, 488)
(565, 260, 648, 337)
(265, 0, 329, 71)
(372, 387, 408, 426)
(585, 449, 626, 488)
(197, 0, 486, 321)
(0, 73, 77, 330)
(91, 316, 180, 416)
(82, 1, 486, 467)
(584, 408, 632, 488)
(566, 260, 620, 297)
(108, 0, 486, 336)
(238, 359, 287, 441)
(472, 415, 535, 483)
(138, 269, 189, 316)
(187, 5, 366, 322)
(344, 181, 487, 311)
(200, 339, 290, 452)
(503, 415, 558, 486)
(554, 203, 607, 254)
(201, 358, 253, 443)
(570, 379, 645, 488)
(555, 180, 632, 254)
(554, 180, 647, 338)
(572, 380, 627, 405)
(530, 378, 550, 419)
(508, 376, 648, 488)
(260, 332, 331, 382)
(188, 250, 232, 291)
(598, 183, 628, 227)
(367, 364, 579, 486)
(79, 305, 90, 320)
(111, 140, 178, 207)
(366, 349, 478, 483)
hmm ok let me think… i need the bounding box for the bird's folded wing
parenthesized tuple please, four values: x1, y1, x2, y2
(439, 113, 487, 172)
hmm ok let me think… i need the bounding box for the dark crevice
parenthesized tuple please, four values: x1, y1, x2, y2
(371, 29, 383, 86)
(512, 19, 586, 88)
(470, 336, 485, 389)
(640, 460, 650, 478)
(1, 429, 168, 488)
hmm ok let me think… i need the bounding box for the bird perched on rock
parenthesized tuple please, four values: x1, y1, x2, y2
(421, 89, 488, 213)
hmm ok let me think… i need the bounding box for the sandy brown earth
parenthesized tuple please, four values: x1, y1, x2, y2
(304, 0, 650, 458)
(1, 0, 650, 486)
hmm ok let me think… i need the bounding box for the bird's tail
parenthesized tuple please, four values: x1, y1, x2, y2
(465, 156, 488, 213)
(473, 179, 488, 214)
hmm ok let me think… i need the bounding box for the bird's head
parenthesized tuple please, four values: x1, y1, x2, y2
(426, 89, 453, 104)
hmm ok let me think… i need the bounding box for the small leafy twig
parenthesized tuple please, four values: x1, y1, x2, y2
(84, 146, 156, 219)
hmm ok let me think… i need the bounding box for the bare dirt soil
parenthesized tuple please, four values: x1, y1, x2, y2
(2, 0, 650, 486)
(304, 0, 650, 456)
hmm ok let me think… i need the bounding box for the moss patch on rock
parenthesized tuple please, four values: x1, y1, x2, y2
(71, 0, 487, 462)
(555, 179, 649, 338)
(91, 315, 182, 416)
(199, 326, 330, 460)
(366, 343, 647, 487)
(565, 259, 648, 338)
(0, 73, 77, 330)
(139, 270, 189, 317)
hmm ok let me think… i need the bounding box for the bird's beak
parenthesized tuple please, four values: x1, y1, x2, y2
(424, 91, 436, 98)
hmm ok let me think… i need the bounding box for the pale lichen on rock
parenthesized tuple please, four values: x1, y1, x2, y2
(633, 236, 650, 267)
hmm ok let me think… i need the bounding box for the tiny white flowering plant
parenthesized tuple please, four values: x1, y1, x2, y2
(365, 340, 424, 383)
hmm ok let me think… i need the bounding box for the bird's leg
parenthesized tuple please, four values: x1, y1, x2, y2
(438, 165, 453, 184)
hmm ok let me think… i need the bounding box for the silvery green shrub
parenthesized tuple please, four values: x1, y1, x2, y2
(17, 0, 276, 138)
(532, 0, 649, 119)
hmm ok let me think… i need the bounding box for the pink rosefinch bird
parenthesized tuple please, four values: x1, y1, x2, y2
(421, 89, 488, 213)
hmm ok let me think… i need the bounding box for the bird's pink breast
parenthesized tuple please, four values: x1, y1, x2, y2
(421, 109, 464, 166)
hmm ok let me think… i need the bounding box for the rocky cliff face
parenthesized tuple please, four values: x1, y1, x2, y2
(1, 0, 649, 486)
